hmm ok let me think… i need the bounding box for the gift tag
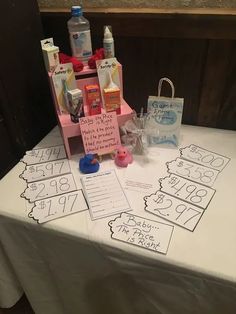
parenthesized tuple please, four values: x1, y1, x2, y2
(159, 174, 215, 209)
(20, 159, 71, 183)
(179, 144, 230, 172)
(21, 173, 77, 203)
(167, 158, 219, 187)
(144, 191, 204, 231)
(21, 145, 66, 165)
(28, 190, 88, 223)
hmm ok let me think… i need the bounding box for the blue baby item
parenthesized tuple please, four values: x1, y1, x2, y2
(79, 154, 100, 174)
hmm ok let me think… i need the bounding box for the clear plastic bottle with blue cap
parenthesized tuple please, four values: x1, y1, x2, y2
(67, 6, 92, 63)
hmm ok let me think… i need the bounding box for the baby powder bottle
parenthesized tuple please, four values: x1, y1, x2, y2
(67, 6, 92, 63)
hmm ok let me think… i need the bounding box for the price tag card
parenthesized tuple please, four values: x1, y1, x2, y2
(180, 144, 230, 172)
(21, 173, 77, 203)
(28, 190, 88, 224)
(108, 212, 174, 254)
(159, 174, 215, 209)
(20, 159, 71, 183)
(167, 158, 219, 187)
(21, 145, 66, 165)
(144, 191, 204, 231)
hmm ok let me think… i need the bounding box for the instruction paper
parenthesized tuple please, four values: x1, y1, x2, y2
(81, 170, 131, 220)
(123, 162, 157, 193)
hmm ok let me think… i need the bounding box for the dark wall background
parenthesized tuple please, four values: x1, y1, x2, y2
(0, 1, 56, 178)
(41, 11, 236, 130)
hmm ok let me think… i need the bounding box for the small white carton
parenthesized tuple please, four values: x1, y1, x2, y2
(40, 38, 59, 72)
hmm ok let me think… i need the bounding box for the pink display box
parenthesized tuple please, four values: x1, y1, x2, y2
(49, 64, 134, 159)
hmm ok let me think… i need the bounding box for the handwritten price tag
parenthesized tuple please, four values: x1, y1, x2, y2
(21, 145, 66, 165)
(20, 159, 71, 183)
(159, 174, 215, 209)
(28, 190, 88, 223)
(144, 191, 204, 231)
(167, 158, 219, 187)
(108, 212, 174, 254)
(21, 173, 77, 203)
(180, 144, 230, 172)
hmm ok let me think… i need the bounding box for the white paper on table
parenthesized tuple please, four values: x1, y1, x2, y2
(144, 190, 204, 231)
(122, 162, 158, 193)
(167, 158, 219, 187)
(21, 173, 77, 203)
(20, 159, 71, 183)
(108, 212, 174, 254)
(179, 144, 230, 172)
(21, 145, 66, 165)
(159, 174, 216, 209)
(28, 190, 88, 224)
(81, 170, 131, 220)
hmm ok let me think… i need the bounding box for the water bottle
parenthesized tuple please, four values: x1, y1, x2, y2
(67, 6, 92, 63)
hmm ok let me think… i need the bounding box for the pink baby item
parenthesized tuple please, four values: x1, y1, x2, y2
(114, 146, 133, 167)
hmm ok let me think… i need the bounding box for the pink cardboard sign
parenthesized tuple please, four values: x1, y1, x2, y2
(79, 112, 121, 155)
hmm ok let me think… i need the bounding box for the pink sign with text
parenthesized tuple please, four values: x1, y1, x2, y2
(79, 112, 121, 154)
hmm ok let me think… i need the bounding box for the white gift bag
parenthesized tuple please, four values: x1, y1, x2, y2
(146, 77, 184, 146)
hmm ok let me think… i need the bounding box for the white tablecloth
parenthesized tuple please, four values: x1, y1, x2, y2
(0, 125, 236, 313)
(0, 243, 23, 308)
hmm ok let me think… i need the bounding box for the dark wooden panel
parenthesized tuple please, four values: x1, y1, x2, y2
(115, 37, 207, 125)
(217, 41, 236, 130)
(41, 15, 71, 55)
(0, 1, 56, 157)
(198, 40, 235, 128)
(41, 12, 236, 130)
(0, 112, 18, 179)
(42, 12, 236, 40)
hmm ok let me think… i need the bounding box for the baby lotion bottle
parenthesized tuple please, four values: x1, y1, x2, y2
(103, 25, 115, 59)
(67, 6, 92, 63)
